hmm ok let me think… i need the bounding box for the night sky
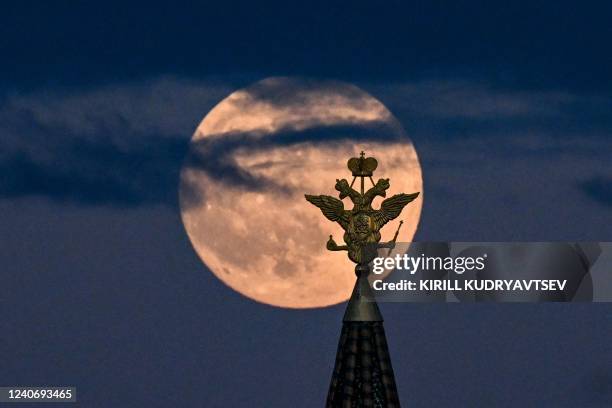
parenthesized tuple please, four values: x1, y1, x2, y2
(2, 2, 612, 407)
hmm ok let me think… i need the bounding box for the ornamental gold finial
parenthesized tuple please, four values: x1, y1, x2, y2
(305, 152, 420, 265)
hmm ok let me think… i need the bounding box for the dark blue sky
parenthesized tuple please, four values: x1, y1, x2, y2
(2, 2, 612, 407)
(2, 1, 612, 90)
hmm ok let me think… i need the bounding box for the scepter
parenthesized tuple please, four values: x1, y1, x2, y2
(386, 220, 404, 256)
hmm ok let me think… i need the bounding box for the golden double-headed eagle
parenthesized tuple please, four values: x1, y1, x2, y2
(305, 152, 419, 265)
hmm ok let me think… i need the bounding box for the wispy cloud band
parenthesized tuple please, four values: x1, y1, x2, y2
(0, 77, 610, 212)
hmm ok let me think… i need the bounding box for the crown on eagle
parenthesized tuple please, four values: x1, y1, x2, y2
(347, 151, 378, 177)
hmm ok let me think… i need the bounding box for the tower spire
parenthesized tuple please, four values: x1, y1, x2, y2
(305, 152, 420, 407)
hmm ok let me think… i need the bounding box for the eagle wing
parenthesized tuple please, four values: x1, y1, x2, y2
(305, 194, 349, 229)
(373, 192, 420, 229)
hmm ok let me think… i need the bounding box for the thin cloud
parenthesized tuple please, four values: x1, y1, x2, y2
(0, 76, 611, 215)
(181, 120, 405, 210)
(0, 77, 230, 207)
(371, 80, 579, 120)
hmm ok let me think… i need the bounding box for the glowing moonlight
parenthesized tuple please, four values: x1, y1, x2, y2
(179, 77, 422, 308)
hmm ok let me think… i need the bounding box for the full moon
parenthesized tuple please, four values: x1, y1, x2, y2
(179, 77, 422, 308)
